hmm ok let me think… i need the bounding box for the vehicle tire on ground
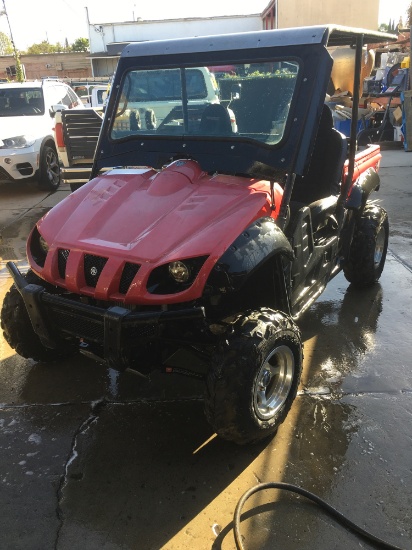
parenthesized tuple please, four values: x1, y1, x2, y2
(205, 308, 303, 445)
(343, 204, 389, 287)
(1, 270, 77, 362)
(37, 145, 61, 191)
(145, 109, 157, 130)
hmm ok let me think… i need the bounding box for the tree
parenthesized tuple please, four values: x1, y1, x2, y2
(388, 19, 397, 33)
(379, 19, 399, 34)
(26, 41, 63, 54)
(407, 2, 412, 26)
(24, 38, 89, 54)
(71, 37, 89, 52)
(0, 30, 13, 55)
(0, 2, 23, 82)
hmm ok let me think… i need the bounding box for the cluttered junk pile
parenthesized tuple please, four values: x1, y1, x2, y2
(326, 28, 411, 149)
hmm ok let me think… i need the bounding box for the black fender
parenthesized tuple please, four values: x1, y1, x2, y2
(345, 168, 380, 210)
(206, 217, 293, 294)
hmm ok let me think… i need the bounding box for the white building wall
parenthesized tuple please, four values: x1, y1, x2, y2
(89, 15, 263, 54)
(87, 3, 380, 76)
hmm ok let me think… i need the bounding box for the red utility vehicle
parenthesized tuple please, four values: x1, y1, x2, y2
(1, 26, 396, 444)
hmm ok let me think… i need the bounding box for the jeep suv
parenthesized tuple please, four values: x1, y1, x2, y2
(0, 79, 84, 191)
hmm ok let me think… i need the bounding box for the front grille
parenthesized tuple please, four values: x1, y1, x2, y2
(58, 249, 70, 278)
(124, 324, 157, 341)
(119, 262, 141, 294)
(84, 254, 108, 287)
(16, 162, 34, 176)
(48, 307, 104, 342)
(48, 302, 156, 344)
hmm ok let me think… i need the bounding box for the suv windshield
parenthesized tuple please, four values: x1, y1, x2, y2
(111, 61, 299, 145)
(0, 88, 45, 117)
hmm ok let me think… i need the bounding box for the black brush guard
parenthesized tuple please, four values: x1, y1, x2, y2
(7, 262, 206, 371)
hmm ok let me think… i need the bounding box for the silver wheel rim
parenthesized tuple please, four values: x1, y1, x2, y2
(374, 224, 386, 269)
(253, 345, 295, 420)
(46, 150, 60, 184)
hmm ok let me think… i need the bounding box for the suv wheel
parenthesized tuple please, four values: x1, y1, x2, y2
(343, 204, 389, 287)
(38, 145, 61, 191)
(205, 308, 303, 445)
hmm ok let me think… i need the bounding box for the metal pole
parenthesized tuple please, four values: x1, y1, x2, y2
(1, 0, 22, 81)
(410, 25, 412, 90)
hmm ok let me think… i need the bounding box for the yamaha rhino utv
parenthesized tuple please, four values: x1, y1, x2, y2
(1, 26, 396, 444)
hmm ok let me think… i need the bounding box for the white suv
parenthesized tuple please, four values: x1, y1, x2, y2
(0, 79, 84, 191)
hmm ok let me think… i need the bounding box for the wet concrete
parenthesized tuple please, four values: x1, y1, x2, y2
(0, 152, 411, 550)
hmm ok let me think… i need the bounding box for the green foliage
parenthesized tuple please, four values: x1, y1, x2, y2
(378, 19, 399, 33)
(0, 30, 13, 55)
(407, 2, 412, 26)
(26, 41, 62, 54)
(222, 69, 297, 80)
(15, 54, 24, 82)
(24, 37, 89, 55)
(71, 37, 89, 52)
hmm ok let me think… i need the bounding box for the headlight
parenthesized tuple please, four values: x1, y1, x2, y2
(0, 135, 36, 149)
(147, 256, 208, 295)
(169, 261, 190, 283)
(30, 226, 49, 268)
(39, 235, 49, 254)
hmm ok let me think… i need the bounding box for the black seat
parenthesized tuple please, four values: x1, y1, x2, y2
(199, 104, 232, 135)
(292, 105, 347, 203)
(9, 96, 28, 111)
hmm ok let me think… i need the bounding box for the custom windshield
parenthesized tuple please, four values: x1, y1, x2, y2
(110, 61, 299, 145)
(0, 88, 45, 117)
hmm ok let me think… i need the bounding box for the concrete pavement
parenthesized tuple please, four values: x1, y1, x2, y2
(0, 151, 411, 550)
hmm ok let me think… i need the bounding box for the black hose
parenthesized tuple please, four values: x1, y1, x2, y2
(233, 482, 407, 550)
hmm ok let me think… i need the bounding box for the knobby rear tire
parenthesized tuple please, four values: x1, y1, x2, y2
(343, 204, 389, 287)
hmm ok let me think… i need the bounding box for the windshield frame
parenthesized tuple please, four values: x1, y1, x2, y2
(94, 31, 335, 181)
(109, 61, 300, 148)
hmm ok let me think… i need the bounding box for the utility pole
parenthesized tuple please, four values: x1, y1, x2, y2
(1, 0, 24, 82)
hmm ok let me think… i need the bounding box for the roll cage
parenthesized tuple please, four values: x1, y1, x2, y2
(93, 26, 396, 201)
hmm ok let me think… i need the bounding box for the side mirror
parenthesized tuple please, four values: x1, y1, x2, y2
(49, 104, 66, 117)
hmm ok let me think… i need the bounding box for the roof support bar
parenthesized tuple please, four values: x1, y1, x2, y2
(340, 33, 364, 202)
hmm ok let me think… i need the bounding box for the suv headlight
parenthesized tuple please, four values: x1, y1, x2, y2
(0, 135, 36, 149)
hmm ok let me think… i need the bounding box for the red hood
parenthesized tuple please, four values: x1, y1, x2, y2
(38, 161, 281, 263)
(33, 160, 283, 303)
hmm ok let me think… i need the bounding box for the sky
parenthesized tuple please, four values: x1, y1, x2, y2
(0, 0, 410, 51)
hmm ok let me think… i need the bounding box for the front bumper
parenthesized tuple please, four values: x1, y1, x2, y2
(61, 165, 92, 186)
(0, 147, 38, 182)
(7, 262, 206, 371)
